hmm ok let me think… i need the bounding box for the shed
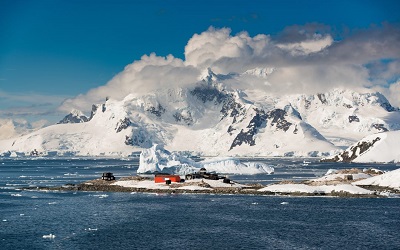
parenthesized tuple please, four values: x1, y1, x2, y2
(102, 172, 115, 181)
(154, 175, 181, 183)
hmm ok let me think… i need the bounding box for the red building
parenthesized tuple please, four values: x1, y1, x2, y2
(154, 175, 181, 183)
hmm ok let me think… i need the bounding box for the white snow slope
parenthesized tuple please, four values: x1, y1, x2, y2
(323, 131, 400, 163)
(353, 168, 400, 190)
(258, 184, 373, 195)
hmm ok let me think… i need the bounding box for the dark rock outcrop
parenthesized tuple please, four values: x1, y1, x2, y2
(321, 137, 381, 162)
(116, 118, 132, 133)
(348, 115, 360, 123)
(229, 108, 293, 150)
(58, 112, 89, 124)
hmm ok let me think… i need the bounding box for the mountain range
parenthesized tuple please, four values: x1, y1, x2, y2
(1, 68, 399, 159)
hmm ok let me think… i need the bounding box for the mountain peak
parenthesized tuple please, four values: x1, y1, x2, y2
(57, 109, 89, 124)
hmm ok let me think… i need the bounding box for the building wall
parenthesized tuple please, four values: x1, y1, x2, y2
(154, 175, 181, 183)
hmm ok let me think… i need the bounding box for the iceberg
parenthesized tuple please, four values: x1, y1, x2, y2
(137, 144, 274, 175)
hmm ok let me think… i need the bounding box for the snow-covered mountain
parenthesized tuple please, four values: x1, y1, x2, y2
(286, 89, 400, 147)
(322, 131, 400, 163)
(0, 68, 399, 158)
(57, 109, 89, 124)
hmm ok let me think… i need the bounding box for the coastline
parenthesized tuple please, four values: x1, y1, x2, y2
(22, 178, 399, 198)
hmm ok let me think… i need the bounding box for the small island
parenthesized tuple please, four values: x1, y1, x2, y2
(25, 145, 400, 198)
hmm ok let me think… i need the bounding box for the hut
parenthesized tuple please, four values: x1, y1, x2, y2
(154, 174, 181, 183)
(102, 172, 115, 181)
(185, 168, 221, 180)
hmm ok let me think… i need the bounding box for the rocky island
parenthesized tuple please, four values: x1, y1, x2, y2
(31, 166, 400, 198)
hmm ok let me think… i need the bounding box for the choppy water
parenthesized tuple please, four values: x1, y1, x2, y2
(0, 158, 399, 249)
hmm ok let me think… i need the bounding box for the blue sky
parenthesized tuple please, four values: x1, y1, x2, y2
(0, 0, 399, 125)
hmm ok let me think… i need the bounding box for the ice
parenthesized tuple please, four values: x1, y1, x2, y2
(42, 234, 56, 239)
(137, 144, 274, 175)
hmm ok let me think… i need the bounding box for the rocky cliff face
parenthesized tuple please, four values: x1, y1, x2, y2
(58, 110, 89, 124)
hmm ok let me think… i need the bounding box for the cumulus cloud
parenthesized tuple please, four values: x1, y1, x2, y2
(61, 23, 400, 111)
(387, 81, 400, 107)
(60, 53, 200, 112)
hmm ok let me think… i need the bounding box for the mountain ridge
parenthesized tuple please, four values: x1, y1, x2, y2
(1, 69, 399, 158)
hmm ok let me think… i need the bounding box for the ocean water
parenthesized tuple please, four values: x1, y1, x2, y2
(0, 158, 399, 249)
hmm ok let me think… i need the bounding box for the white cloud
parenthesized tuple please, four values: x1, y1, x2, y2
(61, 24, 400, 112)
(0, 118, 48, 139)
(0, 119, 17, 140)
(276, 34, 333, 55)
(184, 27, 273, 72)
(0, 90, 68, 127)
(388, 81, 400, 107)
(60, 53, 199, 112)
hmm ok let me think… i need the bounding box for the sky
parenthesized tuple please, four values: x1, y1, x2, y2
(0, 0, 400, 135)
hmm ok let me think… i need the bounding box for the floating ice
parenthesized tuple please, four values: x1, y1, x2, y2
(42, 234, 56, 239)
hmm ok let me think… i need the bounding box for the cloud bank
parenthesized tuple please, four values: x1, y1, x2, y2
(61, 24, 400, 111)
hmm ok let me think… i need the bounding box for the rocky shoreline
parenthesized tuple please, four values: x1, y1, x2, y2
(22, 177, 398, 198)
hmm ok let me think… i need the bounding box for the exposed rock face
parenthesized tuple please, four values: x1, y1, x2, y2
(173, 111, 193, 125)
(147, 104, 165, 117)
(58, 110, 89, 124)
(348, 115, 360, 123)
(190, 84, 226, 104)
(116, 118, 132, 133)
(317, 93, 327, 104)
(372, 124, 388, 132)
(322, 137, 381, 162)
(230, 108, 294, 150)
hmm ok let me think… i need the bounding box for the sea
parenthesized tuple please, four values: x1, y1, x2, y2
(0, 158, 399, 250)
